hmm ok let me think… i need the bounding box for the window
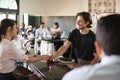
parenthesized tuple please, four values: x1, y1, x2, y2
(0, 0, 19, 21)
(0, 13, 6, 21)
(0, 0, 17, 10)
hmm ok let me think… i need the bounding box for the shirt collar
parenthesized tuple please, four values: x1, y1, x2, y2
(100, 55, 120, 65)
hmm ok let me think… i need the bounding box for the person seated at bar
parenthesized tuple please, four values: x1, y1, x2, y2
(50, 22, 62, 39)
(19, 23, 26, 37)
(62, 14, 120, 80)
(36, 22, 52, 39)
(0, 19, 49, 80)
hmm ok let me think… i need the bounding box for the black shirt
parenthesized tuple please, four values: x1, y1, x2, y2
(68, 28, 96, 61)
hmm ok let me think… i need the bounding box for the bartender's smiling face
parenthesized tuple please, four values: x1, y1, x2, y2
(76, 16, 89, 30)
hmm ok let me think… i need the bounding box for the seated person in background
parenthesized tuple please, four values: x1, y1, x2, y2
(50, 22, 62, 39)
(19, 23, 26, 36)
(32, 27, 36, 38)
(0, 19, 49, 80)
(36, 22, 52, 39)
(62, 14, 120, 80)
(27, 30, 34, 40)
(26, 25, 33, 34)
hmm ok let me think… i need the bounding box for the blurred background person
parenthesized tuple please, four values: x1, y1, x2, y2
(36, 22, 52, 39)
(32, 27, 36, 38)
(19, 23, 26, 36)
(26, 25, 33, 34)
(50, 22, 62, 39)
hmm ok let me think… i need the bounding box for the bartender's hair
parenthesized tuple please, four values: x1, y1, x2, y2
(76, 11, 92, 28)
(96, 14, 120, 55)
(0, 19, 16, 42)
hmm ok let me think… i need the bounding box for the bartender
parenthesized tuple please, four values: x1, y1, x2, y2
(49, 12, 99, 65)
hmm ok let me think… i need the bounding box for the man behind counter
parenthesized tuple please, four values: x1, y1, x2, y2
(48, 12, 99, 65)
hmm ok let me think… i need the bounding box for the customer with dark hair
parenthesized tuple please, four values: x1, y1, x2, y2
(49, 12, 99, 65)
(50, 22, 62, 39)
(62, 14, 120, 80)
(0, 19, 49, 80)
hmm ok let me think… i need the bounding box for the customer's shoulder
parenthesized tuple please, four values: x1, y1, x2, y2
(74, 65, 95, 72)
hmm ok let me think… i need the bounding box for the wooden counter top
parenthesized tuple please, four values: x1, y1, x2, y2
(65, 62, 83, 69)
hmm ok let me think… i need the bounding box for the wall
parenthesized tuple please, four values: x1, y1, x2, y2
(42, 16, 76, 32)
(19, 0, 88, 24)
(116, 0, 120, 13)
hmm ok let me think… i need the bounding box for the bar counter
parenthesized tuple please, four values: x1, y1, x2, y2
(29, 60, 82, 80)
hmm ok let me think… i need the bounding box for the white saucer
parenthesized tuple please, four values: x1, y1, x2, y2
(59, 59, 75, 63)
